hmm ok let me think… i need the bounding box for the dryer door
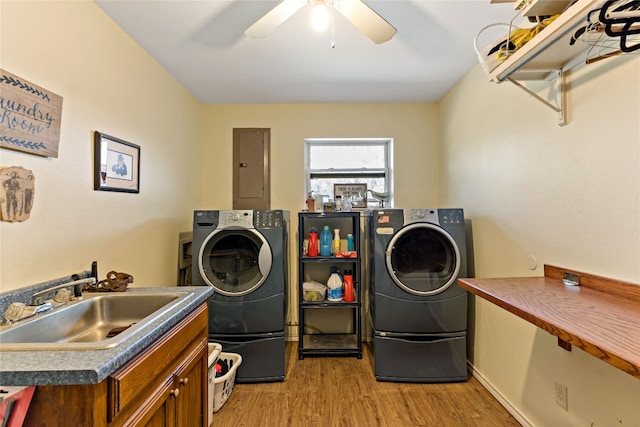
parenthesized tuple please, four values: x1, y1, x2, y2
(198, 227, 272, 296)
(385, 223, 460, 296)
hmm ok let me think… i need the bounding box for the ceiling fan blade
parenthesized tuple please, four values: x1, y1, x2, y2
(335, 0, 397, 44)
(244, 0, 307, 38)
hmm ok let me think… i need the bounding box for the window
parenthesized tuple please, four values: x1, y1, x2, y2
(305, 138, 393, 208)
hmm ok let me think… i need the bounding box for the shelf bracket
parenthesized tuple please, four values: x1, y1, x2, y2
(507, 69, 567, 126)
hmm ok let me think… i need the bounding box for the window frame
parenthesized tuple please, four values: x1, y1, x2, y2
(304, 138, 393, 207)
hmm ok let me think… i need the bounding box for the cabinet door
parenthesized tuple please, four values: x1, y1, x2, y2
(175, 341, 208, 427)
(122, 376, 176, 427)
(133, 340, 206, 427)
(144, 405, 172, 427)
(139, 383, 176, 427)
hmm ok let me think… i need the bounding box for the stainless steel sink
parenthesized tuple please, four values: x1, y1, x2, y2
(0, 291, 192, 351)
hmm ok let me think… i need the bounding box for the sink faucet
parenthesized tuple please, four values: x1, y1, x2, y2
(31, 277, 97, 306)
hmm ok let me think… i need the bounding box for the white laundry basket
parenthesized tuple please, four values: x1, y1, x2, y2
(207, 343, 222, 426)
(209, 350, 242, 416)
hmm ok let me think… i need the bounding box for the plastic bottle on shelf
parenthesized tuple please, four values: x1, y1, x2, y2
(314, 195, 323, 212)
(343, 269, 354, 302)
(306, 193, 315, 212)
(347, 234, 354, 251)
(332, 229, 341, 254)
(308, 227, 319, 257)
(319, 225, 332, 256)
(327, 268, 343, 302)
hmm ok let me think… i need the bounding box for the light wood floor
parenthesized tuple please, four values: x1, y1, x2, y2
(212, 342, 521, 427)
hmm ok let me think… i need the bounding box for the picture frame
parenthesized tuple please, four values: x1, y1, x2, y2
(333, 183, 367, 208)
(94, 131, 140, 193)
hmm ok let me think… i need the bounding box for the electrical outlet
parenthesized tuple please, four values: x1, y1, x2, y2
(555, 382, 568, 410)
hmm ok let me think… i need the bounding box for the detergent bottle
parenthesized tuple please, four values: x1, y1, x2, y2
(327, 268, 343, 302)
(343, 269, 354, 302)
(347, 234, 354, 251)
(307, 227, 319, 257)
(319, 225, 332, 256)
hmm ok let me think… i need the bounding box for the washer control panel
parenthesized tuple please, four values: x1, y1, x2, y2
(218, 210, 254, 228)
(399, 208, 464, 226)
(403, 209, 438, 224)
(254, 210, 284, 228)
(438, 208, 464, 226)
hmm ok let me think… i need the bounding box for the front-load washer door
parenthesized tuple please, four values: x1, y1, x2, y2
(198, 227, 272, 296)
(385, 223, 460, 296)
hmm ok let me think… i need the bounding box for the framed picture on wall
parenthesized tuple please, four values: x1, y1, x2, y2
(334, 183, 367, 208)
(94, 131, 140, 193)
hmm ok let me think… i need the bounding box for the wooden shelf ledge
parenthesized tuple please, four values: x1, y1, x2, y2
(488, 0, 605, 83)
(458, 265, 640, 379)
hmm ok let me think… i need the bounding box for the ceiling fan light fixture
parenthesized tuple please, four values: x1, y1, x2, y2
(245, 0, 395, 44)
(311, 3, 330, 32)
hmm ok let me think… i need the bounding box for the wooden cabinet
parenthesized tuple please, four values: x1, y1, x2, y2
(173, 342, 207, 427)
(121, 331, 207, 427)
(297, 212, 362, 359)
(23, 302, 209, 427)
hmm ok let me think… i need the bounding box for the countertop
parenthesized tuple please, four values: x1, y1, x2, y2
(0, 286, 212, 386)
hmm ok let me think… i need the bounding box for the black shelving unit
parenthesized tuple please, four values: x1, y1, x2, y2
(297, 211, 362, 359)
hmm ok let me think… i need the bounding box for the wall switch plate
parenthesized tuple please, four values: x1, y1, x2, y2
(555, 382, 568, 410)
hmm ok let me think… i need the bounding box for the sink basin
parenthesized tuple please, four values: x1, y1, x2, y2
(0, 291, 193, 351)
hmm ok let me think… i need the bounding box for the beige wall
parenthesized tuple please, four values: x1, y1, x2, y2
(0, 1, 202, 289)
(440, 56, 640, 425)
(201, 103, 440, 329)
(201, 103, 439, 210)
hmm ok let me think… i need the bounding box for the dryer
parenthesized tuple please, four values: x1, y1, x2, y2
(193, 209, 289, 383)
(369, 208, 469, 383)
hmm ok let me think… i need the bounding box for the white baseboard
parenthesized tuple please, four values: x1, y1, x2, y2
(469, 363, 534, 427)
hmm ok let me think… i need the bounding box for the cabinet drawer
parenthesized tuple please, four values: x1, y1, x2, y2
(108, 303, 207, 421)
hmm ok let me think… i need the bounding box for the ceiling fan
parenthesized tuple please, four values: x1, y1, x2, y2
(244, 0, 397, 44)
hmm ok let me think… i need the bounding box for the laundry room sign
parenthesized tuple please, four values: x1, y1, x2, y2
(0, 69, 63, 158)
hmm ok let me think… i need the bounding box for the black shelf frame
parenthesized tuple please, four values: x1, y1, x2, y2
(297, 211, 362, 359)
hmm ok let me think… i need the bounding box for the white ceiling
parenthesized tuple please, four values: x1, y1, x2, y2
(95, 0, 519, 104)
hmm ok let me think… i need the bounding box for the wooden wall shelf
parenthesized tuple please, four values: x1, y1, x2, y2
(488, 0, 605, 83)
(458, 265, 640, 380)
(485, 0, 608, 125)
